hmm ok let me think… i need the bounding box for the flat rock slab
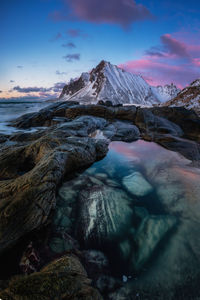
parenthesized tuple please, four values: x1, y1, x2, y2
(122, 171, 153, 197)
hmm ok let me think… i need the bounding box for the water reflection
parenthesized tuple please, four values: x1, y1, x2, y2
(53, 140, 200, 298)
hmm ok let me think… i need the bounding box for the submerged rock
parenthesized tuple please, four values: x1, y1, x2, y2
(122, 171, 153, 197)
(118, 239, 132, 263)
(96, 275, 122, 294)
(76, 185, 133, 246)
(81, 250, 109, 278)
(132, 215, 177, 270)
(134, 206, 149, 220)
(49, 235, 75, 253)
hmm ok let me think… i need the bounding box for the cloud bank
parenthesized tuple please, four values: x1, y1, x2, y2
(50, 0, 153, 28)
(63, 53, 80, 62)
(120, 33, 200, 87)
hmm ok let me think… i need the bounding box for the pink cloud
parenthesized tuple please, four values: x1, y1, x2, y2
(161, 34, 189, 57)
(146, 33, 190, 59)
(51, 0, 153, 28)
(121, 33, 200, 88)
(193, 58, 200, 67)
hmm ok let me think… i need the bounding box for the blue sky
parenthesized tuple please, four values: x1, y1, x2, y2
(0, 0, 200, 99)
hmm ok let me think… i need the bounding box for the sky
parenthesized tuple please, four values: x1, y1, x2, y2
(0, 0, 200, 100)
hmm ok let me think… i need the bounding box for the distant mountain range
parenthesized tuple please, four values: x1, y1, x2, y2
(163, 79, 200, 115)
(59, 61, 179, 105)
(59, 61, 199, 114)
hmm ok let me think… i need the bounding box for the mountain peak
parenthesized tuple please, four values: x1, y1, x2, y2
(59, 60, 164, 105)
(163, 78, 200, 115)
(190, 79, 200, 87)
(91, 60, 110, 74)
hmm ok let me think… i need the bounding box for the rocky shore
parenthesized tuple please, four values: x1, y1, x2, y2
(0, 101, 200, 299)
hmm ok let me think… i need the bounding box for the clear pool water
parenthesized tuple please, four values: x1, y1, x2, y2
(53, 140, 200, 298)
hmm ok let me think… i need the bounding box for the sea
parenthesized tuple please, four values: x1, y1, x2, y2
(0, 99, 50, 134)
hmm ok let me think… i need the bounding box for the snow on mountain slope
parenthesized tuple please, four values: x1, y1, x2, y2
(152, 83, 180, 102)
(59, 61, 161, 105)
(163, 79, 200, 115)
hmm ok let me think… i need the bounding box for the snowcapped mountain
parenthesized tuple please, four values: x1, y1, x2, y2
(152, 83, 180, 102)
(163, 79, 200, 115)
(59, 61, 162, 105)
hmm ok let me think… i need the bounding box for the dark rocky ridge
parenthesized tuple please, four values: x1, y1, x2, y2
(163, 79, 200, 116)
(0, 101, 200, 299)
(11, 101, 200, 162)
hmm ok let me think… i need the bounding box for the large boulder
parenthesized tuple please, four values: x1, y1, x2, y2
(76, 184, 133, 246)
(0, 254, 103, 300)
(0, 127, 109, 254)
(151, 106, 200, 141)
(104, 121, 140, 142)
(132, 215, 177, 270)
(122, 171, 153, 197)
(12, 101, 79, 128)
(135, 108, 183, 139)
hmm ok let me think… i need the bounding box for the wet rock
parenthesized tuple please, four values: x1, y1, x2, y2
(105, 178, 121, 188)
(65, 104, 115, 120)
(132, 215, 177, 270)
(49, 234, 77, 254)
(152, 165, 200, 221)
(104, 121, 140, 142)
(114, 106, 137, 121)
(134, 206, 149, 220)
(89, 176, 105, 186)
(135, 108, 184, 139)
(122, 171, 153, 197)
(85, 167, 97, 175)
(118, 239, 132, 262)
(95, 173, 108, 180)
(156, 135, 200, 166)
(65, 104, 137, 122)
(81, 250, 109, 277)
(151, 106, 200, 142)
(53, 207, 72, 231)
(58, 186, 78, 206)
(12, 101, 79, 128)
(0, 254, 103, 300)
(0, 131, 109, 254)
(96, 275, 122, 294)
(76, 185, 133, 246)
(0, 134, 8, 144)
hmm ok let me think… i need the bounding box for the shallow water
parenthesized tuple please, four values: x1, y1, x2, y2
(53, 140, 200, 298)
(0, 100, 49, 134)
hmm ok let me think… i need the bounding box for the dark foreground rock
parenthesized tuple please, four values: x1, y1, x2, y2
(0, 121, 109, 254)
(1, 101, 200, 299)
(0, 254, 103, 300)
(12, 102, 200, 162)
(1, 102, 200, 254)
